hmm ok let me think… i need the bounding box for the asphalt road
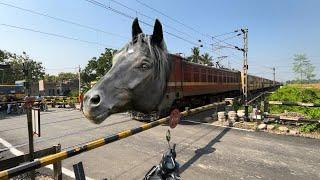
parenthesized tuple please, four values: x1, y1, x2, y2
(0, 108, 319, 180)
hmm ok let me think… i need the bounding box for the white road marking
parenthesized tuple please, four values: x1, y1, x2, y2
(0, 137, 95, 180)
(181, 119, 254, 132)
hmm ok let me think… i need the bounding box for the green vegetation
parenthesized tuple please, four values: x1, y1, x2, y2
(268, 85, 320, 119)
(0, 50, 45, 84)
(81, 48, 116, 91)
(186, 47, 213, 65)
(44, 72, 78, 82)
(299, 123, 320, 133)
(292, 53, 316, 83)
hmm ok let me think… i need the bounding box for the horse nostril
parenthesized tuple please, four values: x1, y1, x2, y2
(90, 94, 101, 105)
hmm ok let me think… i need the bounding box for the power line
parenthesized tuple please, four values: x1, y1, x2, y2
(0, 23, 117, 48)
(135, 0, 242, 49)
(211, 33, 242, 48)
(85, 0, 201, 46)
(110, 0, 206, 44)
(212, 30, 240, 38)
(0, 2, 127, 39)
(135, 0, 210, 38)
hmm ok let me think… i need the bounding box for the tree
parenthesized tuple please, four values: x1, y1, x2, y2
(44, 74, 58, 82)
(81, 48, 116, 90)
(0, 50, 45, 84)
(188, 47, 201, 63)
(57, 72, 78, 81)
(292, 54, 316, 83)
(201, 53, 213, 65)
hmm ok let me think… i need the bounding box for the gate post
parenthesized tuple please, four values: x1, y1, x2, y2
(244, 105, 249, 121)
(27, 106, 35, 180)
(53, 144, 62, 180)
(73, 162, 86, 180)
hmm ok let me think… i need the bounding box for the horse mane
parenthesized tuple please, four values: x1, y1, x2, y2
(122, 33, 171, 81)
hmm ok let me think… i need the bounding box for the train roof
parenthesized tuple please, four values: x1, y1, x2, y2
(169, 53, 240, 73)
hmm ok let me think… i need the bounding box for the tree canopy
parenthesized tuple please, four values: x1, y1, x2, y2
(81, 48, 116, 91)
(186, 47, 214, 66)
(292, 54, 316, 83)
(0, 50, 45, 84)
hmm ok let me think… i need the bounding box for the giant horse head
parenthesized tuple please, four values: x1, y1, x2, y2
(83, 18, 171, 124)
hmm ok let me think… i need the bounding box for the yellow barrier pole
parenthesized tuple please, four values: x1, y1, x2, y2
(0, 102, 225, 179)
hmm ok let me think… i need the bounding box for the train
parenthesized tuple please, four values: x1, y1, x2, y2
(131, 54, 280, 120)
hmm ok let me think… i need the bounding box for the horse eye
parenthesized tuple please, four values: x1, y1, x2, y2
(142, 64, 148, 69)
(139, 62, 151, 70)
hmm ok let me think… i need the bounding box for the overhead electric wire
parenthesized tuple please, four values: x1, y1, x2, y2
(0, 2, 127, 39)
(212, 30, 240, 38)
(0, 23, 118, 48)
(135, 0, 210, 38)
(1, 0, 234, 58)
(211, 33, 242, 47)
(1, 0, 242, 66)
(135, 0, 242, 49)
(84, 0, 200, 46)
(109, 0, 203, 43)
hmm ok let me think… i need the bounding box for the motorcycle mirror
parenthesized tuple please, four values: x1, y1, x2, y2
(166, 129, 171, 142)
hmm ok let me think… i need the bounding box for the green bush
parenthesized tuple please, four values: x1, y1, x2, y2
(299, 123, 320, 133)
(268, 85, 320, 119)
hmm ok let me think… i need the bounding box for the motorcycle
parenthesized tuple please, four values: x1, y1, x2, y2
(144, 130, 181, 180)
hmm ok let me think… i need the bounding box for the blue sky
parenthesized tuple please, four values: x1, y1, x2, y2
(0, 0, 319, 81)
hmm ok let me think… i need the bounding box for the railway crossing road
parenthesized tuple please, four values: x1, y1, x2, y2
(0, 108, 319, 179)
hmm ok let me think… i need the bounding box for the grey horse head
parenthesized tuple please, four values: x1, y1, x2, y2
(83, 18, 171, 124)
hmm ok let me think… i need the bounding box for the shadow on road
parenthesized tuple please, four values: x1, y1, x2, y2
(179, 127, 230, 174)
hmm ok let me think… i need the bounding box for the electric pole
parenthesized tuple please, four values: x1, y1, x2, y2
(241, 28, 249, 120)
(272, 67, 275, 85)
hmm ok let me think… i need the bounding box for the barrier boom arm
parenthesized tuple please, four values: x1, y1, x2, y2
(0, 102, 225, 179)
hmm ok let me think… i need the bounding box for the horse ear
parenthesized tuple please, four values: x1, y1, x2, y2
(132, 18, 142, 41)
(151, 19, 163, 46)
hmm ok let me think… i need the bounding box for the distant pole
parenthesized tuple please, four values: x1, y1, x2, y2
(272, 67, 275, 85)
(78, 65, 81, 96)
(241, 28, 249, 120)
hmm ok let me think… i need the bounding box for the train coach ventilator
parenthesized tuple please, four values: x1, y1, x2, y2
(0, 101, 226, 179)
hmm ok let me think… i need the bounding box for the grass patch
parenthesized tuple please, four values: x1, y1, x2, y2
(268, 85, 320, 119)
